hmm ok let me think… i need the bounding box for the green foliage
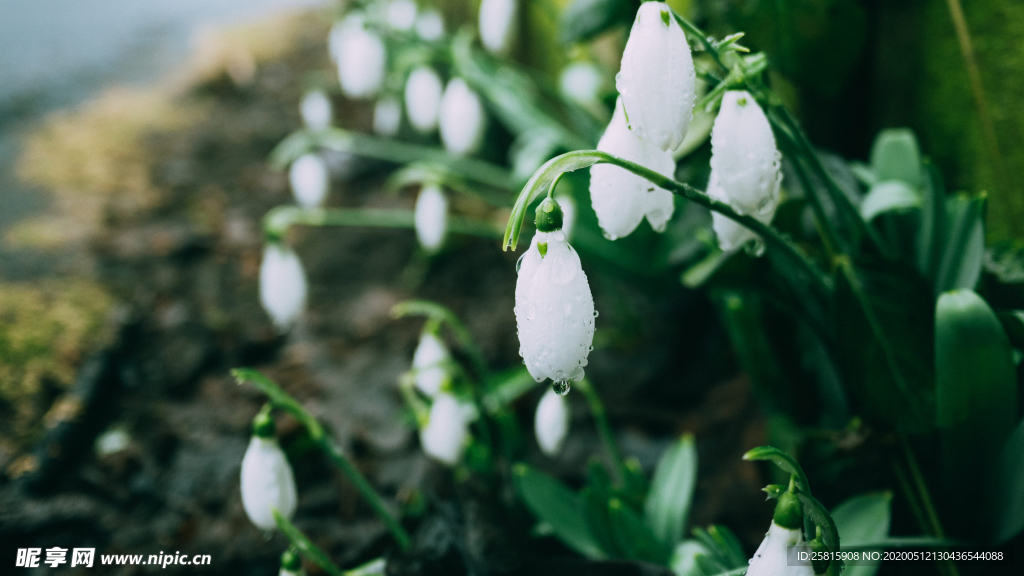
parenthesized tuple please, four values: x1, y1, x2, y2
(560, 0, 637, 44)
(832, 493, 892, 576)
(993, 419, 1024, 543)
(644, 434, 698, 547)
(513, 463, 606, 558)
(870, 129, 923, 188)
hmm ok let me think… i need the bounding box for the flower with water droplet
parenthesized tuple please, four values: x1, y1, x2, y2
(259, 243, 308, 331)
(240, 413, 297, 532)
(415, 9, 445, 42)
(747, 491, 814, 576)
(415, 184, 448, 253)
(420, 392, 470, 465)
(440, 78, 486, 156)
(590, 97, 676, 239)
(412, 331, 450, 397)
(386, 0, 417, 32)
(479, 0, 518, 57)
(373, 96, 403, 137)
(300, 90, 332, 131)
(405, 66, 444, 134)
(616, 1, 695, 152)
(535, 388, 570, 456)
(289, 153, 329, 208)
(332, 17, 387, 99)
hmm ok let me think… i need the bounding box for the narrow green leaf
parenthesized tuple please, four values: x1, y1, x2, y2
(691, 525, 747, 569)
(993, 418, 1024, 543)
(869, 128, 922, 187)
(644, 434, 698, 547)
(831, 492, 892, 576)
(581, 485, 621, 558)
(608, 498, 671, 564)
(860, 181, 920, 221)
(513, 464, 605, 559)
(914, 160, 946, 283)
(935, 193, 985, 294)
(742, 446, 811, 496)
(797, 493, 844, 576)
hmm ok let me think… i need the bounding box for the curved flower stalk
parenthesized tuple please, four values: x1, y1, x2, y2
(332, 17, 387, 99)
(373, 96, 403, 137)
(405, 66, 444, 134)
(240, 410, 298, 532)
(747, 490, 815, 576)
(412, 331, 450, 397)
(259, 243, 308, 331)
(709, 91, 781, 217)
(415, 9, 445, 42)
(385, 0, 417, 32)
(439, 78, 486, 156)
(515, 199, 596, 391)
(420, 392, 471, 465)
(616, 1, 696, 152)
(534, 387, 570, 455)
(590, 98, 676, 239)
(479, 0, 518, 58)
(299, 91, 332, 131)
(414, 184, 448, 253)
(289, 153, 329, 209)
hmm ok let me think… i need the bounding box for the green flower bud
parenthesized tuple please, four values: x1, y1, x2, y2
(535, 197, 564, 232)
(772, 490, 803, 530)
(808, 526, 830, 575)
(252, 405, 276, 439)
(280, 548, 302, 572)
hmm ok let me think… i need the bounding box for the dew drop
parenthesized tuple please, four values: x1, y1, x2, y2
(552, 380, 571, 396)
(745, 238, 766, 257)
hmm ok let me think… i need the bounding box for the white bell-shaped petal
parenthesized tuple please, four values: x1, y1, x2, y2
(746, 522, 814, 576)
(412, 331, 450, 397)
(300, 90, 332, 131)
(373, 96, 403, 137)
(590, 98, 677, 239)
(559, 62, 604, 108)
(240, 436, 298, 531)
(439, 78, 486, 156)
(289, 153, 329, 208)
(415, 184, 448, 253)
(259, 244, 308, 331)
(386, 0, 417, 32)
(557, 194, 577, 241)
(420, 392, 470, 465)
(415, 9, 445, 41)
(534, 388, 570, 456)
(405, 66, 443, 133)
(335, 21, 387, 99)
(709, 91, 781, 217)
(479, 0, 518, 57)
(515, 230, 596, 384)
(616, 1, 695, 152)
(707, 167, 776, 252)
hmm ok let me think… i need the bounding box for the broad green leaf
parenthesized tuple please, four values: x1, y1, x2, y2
(608, 497, 671, 564)
(512, 464, 605, 559)
(670, 540, 711, 576)
(915, 160, 947, 284)
(831, 493, 891, 576)
(869, 128, 922, 187)
(860, 181, 920, 221)
(935, 193, 985, 294)
(996, 310, 1024, 351)
(581, 485, 621, 557)
(993, 418, 1024, 543)
(644, 434, 698, 547)
(560, 0, 636, 44)
(742, 446, 811, 496)
(691, 525, 747, 569)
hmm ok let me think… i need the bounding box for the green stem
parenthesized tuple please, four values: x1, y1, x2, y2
(785, 144, 840, 259)
(575, 378, 629, 485)
(234, 369, 413, 551)
(273, 510, 347, 576)
(263, 206, 501, 242)
(898, 437, 961, 576)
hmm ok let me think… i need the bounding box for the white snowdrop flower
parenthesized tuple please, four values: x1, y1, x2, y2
(616, 1, 696, 152)
(405, 66, 444, 134)
(420, 392, 470, 465)
(415, 184, 448, 253)
(373, 96, 403, 137)
(334, 20, 387, 99)
(707, 167, 776, 252)
(412, 331, 450, 397)
(557, 193, 577, 241)
(590, 98, 676, 240)
(240, 434, 298, 532)
(479, 0, 518, 58)
(386, 0, 417, 32)
(439, 78, 486, 156)
(289, 153, 329, 209)
(300, 90, 332, 131)
(534, 388, 570, 456)
(259, 243, 308, 331)
(709, 90, 781, 217)
(559, 61, 604, 108)
(515, 219, 596, 388)
(415, 9, 445, 42)
(746, 522, 813, 576)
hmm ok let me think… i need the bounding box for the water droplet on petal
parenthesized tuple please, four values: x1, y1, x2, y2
(552, 380, 570, 396)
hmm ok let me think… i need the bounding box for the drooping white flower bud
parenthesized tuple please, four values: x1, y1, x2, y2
(300, 90, 332, 131)
(259, 243, 308, 330)
(414, 184, 448, 253)
(479, 0, 518, 58)
(707, 167, 776, 253)
(709, 91, 781, 217)
(419, 392, 470, 465)
(240, 435, 298, 532)
(559, 61, 604, 109)
(439, 78, 486, 156)
(616, 1, 696, 152)
(515, 230, 596, 387)
(386, 0, 417, 32)
(746, 522, 813, 576)
(590, 98, 676, 239)
(289, 153, 329, 209)
(534, 388, 570, 455)
(373, 96, 403, 137)
(404, 66, 443, 134)
(412, 331, 450, 397)
(334, 18, 387, 99)
(415, 9, 445, 42)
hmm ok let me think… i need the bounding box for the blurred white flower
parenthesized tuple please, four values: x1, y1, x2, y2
(386, 0, 417, 32)
(590, 98, 676, 239)
(709, 90, 781, 217)
(557, 193, 577, 241)
(534, 388, 570, 455)
(746, 522, 813, 576)
(414, 184, 448, 253)
(439, 78, 486, 156)
(412, 331, 450, 397)
(300, 90, 332, 131)
(240, 435, 297, 532)
(259, 244, 308, 330)
(515, 230, 595, 385)
(289, 153, 329, 208)
(616, 1, 695, 152)
(405, 66, 443, 133)
(479, 0, 517, 58)
(559, 61, 604, 109)
(333, 18, 387, 99)
(420, 392, 470, 465)
(373, 96, 403, 137)
(415, 9, 445, 42)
